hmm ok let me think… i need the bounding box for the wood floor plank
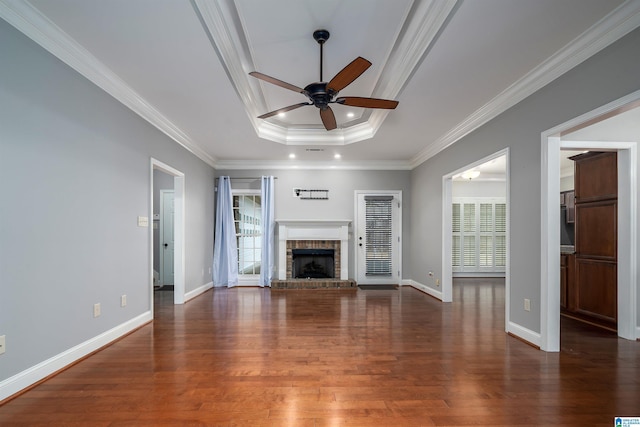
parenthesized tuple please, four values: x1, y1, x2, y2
(0, 280, 639, 426)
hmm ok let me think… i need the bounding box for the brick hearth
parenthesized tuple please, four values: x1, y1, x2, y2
(271, 278, 357, 290)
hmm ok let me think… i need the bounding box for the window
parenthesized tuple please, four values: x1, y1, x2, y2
(233, 192, 262, 275)
(452, 198, 506, 273)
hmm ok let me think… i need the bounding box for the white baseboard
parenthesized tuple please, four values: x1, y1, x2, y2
(0, 311, 152, 402)
(185, 281, 213, 302)
(403, 279, 443, 301)
(507, 321, 541, 348)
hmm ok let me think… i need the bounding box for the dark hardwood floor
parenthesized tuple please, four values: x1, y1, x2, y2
(1, 279, 638, 426)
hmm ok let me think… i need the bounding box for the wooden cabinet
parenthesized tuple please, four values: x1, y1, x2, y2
(563, 152, 617, 330)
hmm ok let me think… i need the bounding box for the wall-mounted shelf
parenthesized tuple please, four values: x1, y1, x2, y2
(294, 189, 329, 200)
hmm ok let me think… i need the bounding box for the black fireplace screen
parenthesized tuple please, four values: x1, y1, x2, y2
(292, 249, 335, 279)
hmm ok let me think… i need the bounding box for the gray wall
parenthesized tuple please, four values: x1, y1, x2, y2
(410, 27, 640, 333)
(0, 20, 215, 382)
(216, 169, 411, 278)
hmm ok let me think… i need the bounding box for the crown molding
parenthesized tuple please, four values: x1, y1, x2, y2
(410, 0, 640, 169)
(0, 0, 218, 168)
(193, 0, 457, 146)
(214, 159, 412, 171)
(375, 0, 458, 99)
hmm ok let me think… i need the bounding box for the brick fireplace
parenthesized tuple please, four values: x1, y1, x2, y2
(273, 220, 355, 289)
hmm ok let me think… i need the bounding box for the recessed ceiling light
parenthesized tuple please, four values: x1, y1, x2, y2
(334, 154, 341, 159)
(289, 153, 296, 159)
(278, 112, 286, 118)
(347, 112, 355, 118)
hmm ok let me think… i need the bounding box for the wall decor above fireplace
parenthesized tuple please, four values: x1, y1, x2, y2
(293, 188, 329, 200)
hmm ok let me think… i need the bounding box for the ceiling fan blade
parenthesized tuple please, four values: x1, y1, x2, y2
(320, 106, 337, 131)
(336, 97, 399, 109)
(327, 57, 372, 93)
(257, 102, 310, 119)
(249, 71, 306, 94)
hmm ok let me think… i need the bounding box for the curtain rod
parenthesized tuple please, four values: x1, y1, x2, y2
(215, 176, 277, 180)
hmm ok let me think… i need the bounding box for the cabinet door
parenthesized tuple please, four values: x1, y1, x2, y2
(575, 258, 617, 324)
(575, 200, 617, 260)
(574, 152, 617, 202)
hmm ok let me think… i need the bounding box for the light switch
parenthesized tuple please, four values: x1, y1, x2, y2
(137, 216, 149, 227)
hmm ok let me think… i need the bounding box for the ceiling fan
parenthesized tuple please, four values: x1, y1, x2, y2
(249, 29, 399, 131)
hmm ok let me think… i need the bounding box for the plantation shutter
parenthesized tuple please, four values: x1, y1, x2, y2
(463, 203, 476, 268)
(495, 203, 507, 267)
(365, 195, 393, 276)
(479, 204, 493, 267)
(453, 198, 506, 273)
(452, 203, 461, 267)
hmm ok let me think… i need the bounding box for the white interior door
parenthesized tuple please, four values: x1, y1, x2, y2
(160, 190, 174, 286)
(355, 191, 402, 284)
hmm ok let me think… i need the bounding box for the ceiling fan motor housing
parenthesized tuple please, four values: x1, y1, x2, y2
(304, 82, 335, 109)
(313, 29, 330, 44)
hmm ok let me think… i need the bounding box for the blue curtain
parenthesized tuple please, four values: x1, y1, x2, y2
(213, 176, 238, 287)
(260, 176, 275, 287)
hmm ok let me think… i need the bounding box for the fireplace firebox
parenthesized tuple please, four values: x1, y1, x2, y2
(292, 249, 335, 279)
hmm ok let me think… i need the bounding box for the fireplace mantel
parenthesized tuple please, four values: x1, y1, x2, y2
(276, 219, 351, 280)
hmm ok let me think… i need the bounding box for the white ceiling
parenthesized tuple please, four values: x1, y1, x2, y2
(2, 0, 640, 169)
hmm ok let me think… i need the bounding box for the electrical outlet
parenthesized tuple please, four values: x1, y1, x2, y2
(121, 295, 127, 307)
(93, 303, 101, 318)
(0, 335, 5, 355)
(524, 298, 531, 312)
(436, 279, 440, 286)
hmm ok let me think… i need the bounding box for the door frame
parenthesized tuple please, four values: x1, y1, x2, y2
(159, 189, 175, 287)
(442, 148, 510, 314)
(541, 90, 639, 351)
(150, 158, 185, 309)
(354, 190, 402, 285)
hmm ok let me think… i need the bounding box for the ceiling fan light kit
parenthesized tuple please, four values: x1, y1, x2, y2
(249, 29, 399, 131)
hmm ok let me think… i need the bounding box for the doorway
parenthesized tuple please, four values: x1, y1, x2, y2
(354, 191, 402, 285)
(442, 148, 510, 325)
(159, 189, 175, 288)
(150, 158, 185, 311)
(541, 91, 640, 351)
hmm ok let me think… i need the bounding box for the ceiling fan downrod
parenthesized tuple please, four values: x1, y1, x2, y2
(313, 29, 330, 82)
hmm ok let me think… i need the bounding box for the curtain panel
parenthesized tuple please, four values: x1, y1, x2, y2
(213, 176, 238, 287)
